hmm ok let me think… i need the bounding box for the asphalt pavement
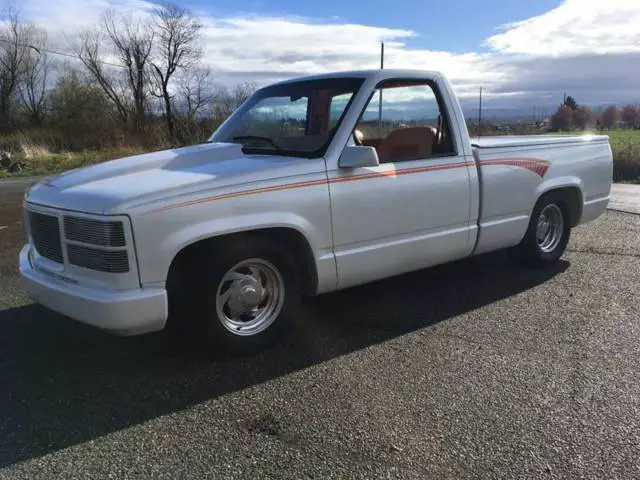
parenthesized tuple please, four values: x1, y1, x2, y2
(609, 183, 640, 214)
(0, 175, 48, 192)
(0, 185, 639, 479)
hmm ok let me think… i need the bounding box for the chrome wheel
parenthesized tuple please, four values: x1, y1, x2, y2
(536, 204, 564, 253)
(215, 258, 285, 336)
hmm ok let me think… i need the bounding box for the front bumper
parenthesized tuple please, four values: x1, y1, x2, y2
(19, 245, 168, 336)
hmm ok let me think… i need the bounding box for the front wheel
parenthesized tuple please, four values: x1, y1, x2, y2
(518, 192, 571, 266)
(172, 238, 300, 357)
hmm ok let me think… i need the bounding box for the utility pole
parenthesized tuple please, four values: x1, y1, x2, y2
(378, 42, 384, 131)
(478, 86, 483, 136)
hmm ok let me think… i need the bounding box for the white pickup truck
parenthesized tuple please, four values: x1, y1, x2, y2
(20, 69, 613, 355)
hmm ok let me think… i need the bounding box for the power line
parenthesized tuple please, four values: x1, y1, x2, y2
(0, 37, 125, 68)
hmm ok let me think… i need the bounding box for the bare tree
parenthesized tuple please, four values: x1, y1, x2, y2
(103, 9, 154, 129)
(601, 105, 619, 129)
(0, 7, 31, 131)
(213, 81, 257, 119)
(150, 2, 202, 140)
(621, 104, 640, 129)
(17, 26, 49, 125)
(177, 65, 214, 120)
(572, 105, 592, 130)
(77, 30, 130, 124)
(49, 70, 119, 149)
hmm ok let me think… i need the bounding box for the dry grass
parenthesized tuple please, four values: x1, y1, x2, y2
(2, 129, 640, 183)
(19, 142, 52, 160)
(0, 142, 149, 179)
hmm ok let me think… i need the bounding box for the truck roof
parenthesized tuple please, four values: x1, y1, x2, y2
(266, 69, 445, 87)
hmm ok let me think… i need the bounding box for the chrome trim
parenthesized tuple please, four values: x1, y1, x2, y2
(24, 202, 140, 290)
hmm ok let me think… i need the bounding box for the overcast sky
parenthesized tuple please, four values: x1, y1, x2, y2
(16, 0, 640, 117)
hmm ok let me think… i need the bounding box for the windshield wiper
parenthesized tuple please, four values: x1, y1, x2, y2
(232, 135, 283, 151)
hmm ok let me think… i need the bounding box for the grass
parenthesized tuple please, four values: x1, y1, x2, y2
(0, 146, 149, 179)
(2, 129, 640, 183)
(603, 130, 640, 183)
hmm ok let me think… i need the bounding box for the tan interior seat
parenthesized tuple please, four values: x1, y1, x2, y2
(376, 126, 436, 162)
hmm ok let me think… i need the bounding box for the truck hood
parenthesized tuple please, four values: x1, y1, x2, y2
(26, 142, 315, 214)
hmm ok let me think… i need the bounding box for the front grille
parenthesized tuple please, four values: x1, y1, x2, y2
(28, 211, 63, 263)
(27, 208, 132, 274)
(63, 217, 125, 247)
(66, 244, 130, 273)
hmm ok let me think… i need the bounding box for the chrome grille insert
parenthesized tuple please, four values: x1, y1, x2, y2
(66, 244, 130, 273)
(63, 217, 126, 247)
(28, 211, 63, 263)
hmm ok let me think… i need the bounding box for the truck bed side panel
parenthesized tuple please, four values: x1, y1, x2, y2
(473, 139, 612, 255)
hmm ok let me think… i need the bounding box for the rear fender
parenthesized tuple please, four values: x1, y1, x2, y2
(534, 176, 583, 208)
(533, 176, 584, 226)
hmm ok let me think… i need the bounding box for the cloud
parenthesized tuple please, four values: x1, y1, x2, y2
(197, 16, 415, 77)
(485, 0, 640, 56)
(15, 0, 640, 115)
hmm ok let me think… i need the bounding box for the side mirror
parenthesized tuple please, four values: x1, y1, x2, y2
(338, 145, 380, 169)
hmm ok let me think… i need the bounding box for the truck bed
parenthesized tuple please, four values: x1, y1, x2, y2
(469, 131, 612, 256)
(471, 134, 610, 149)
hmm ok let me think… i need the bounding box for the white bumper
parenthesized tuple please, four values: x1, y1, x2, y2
(19, 245, 168, 336)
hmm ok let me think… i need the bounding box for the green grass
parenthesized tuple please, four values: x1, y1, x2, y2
(604, 130, 640, 183)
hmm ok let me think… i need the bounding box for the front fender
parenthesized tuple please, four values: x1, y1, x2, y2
(135, 210, 333, 289)
(162, 211, 324, 264)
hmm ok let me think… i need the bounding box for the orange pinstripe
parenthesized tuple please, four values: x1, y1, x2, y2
(152, 177, 327, 212)
(152, 157, 548, 212)
(479, 157, 551, 178)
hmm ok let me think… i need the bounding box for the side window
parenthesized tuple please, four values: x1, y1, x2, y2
(329, 92, 354, 129)
(354, 81, 454, 163)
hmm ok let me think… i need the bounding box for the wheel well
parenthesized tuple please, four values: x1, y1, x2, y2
(539, 186, 583, 227)
(166, 228, 319, 296)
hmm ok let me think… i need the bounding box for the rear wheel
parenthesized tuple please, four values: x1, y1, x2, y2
(170, 238, 300, 357)
(518, 192, 571, 266)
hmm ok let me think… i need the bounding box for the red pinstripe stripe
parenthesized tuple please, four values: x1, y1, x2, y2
(152, 156, 548, 212)
(328, 161, 470, 184)
(479, 157, 550, 178)
(153, 161, 470, 212)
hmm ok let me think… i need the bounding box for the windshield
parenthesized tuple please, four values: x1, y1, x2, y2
(210, 77, 365, 158)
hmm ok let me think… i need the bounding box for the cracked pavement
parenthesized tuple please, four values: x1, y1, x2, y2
(1, 186, 639, 479)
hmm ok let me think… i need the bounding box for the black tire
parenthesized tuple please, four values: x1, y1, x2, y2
(518, 192, 571, 266)
(170, 237, 300, 358)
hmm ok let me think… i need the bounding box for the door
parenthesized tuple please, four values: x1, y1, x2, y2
(328, 78, 474, 288)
